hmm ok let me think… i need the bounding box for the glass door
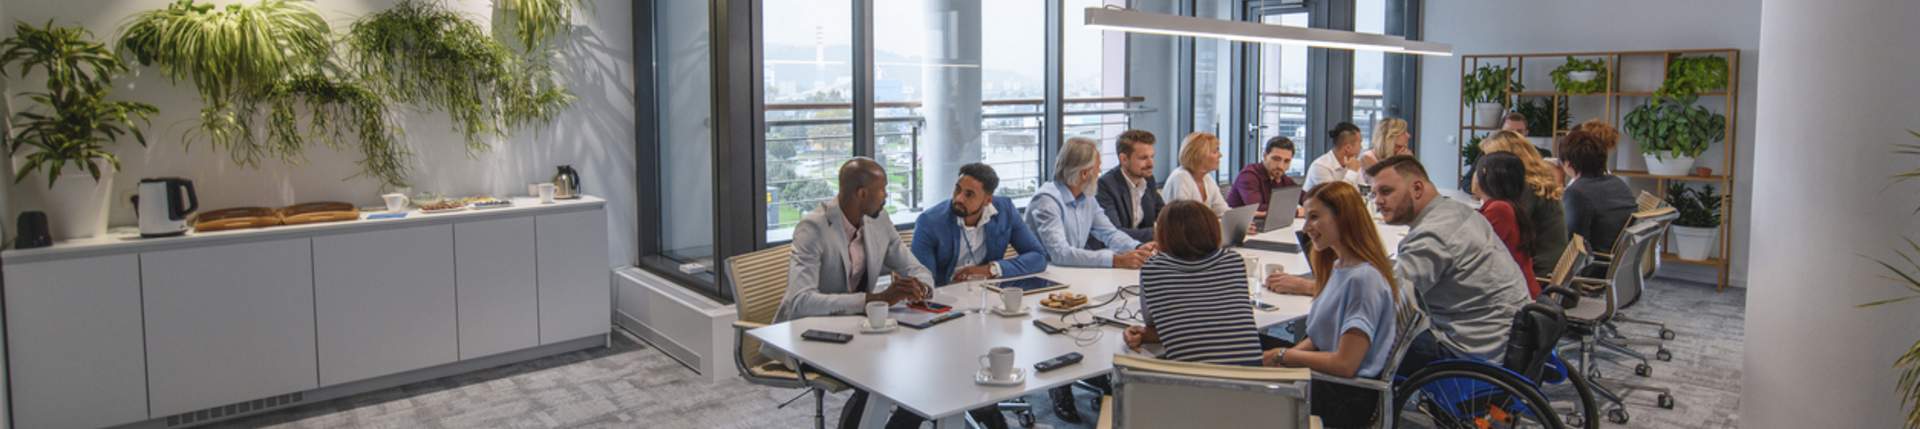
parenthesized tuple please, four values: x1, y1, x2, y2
(1246, 7, 1311, 176)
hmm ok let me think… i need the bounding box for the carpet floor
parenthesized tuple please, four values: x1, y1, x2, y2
(218, 277, 1743, 429)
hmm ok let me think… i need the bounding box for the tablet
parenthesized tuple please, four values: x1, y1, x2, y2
(982, 276, 1070, 295)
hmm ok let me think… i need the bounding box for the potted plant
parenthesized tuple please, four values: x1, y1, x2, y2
(1864, 130, 1920, 429)
(1515, 97, 1568, 150)
(1625, 94, 1726, 175)
(1, 21, 158, 239)
(1460, 134, 1484, 189)
(1462, 64, 1518, 128)
(1663, 183, 1720, 260)
(1654, 55, 1729, 101)
(1550, 56, 1608, 95)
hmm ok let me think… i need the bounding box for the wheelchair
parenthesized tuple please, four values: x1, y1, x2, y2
(1387, 287, 1601, 429)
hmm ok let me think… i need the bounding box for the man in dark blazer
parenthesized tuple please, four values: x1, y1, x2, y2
(1091, 129, 1164, 249)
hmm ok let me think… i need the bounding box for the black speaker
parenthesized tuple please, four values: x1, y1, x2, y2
(15, 211, 51, 249)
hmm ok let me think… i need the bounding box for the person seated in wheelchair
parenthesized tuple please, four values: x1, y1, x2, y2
(1258, 182, 1400, 427)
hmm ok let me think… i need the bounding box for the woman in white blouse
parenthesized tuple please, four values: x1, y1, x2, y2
(1303, 122, 1366, 191)
(1163, 132, 1231, 216)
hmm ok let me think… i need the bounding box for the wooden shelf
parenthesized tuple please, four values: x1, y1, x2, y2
(1460, 125, 1506, 131)
(1460, 49, 1741, 291)
(1613, 170, 1730, 182)
(1660, 253, 1726, 267)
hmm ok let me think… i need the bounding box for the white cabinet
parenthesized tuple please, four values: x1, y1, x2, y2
(140, 238, 318, 416)
(3, 254, 147, 429)
(455, 217, 540, 359)
(313, 224, 458, 385)
(537, 209, 611, 343)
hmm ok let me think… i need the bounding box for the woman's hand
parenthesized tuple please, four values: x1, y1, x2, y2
(1265, 270, 1316, 295)
(1123, 325, 1157, 351)
(1262, 347, 1286, 367)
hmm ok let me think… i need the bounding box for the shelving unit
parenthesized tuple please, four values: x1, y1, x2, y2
(1458, 49, 1740, 290)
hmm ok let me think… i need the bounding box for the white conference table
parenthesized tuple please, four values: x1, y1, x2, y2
(749, 216, 1416, 428)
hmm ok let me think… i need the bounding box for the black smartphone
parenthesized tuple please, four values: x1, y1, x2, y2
(1253, 299, 1279, 312)
(800, 329, 853, 344)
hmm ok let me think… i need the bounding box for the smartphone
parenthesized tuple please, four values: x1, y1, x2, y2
(907, 301, 952, 313)
(1253, 299, 1279, 312)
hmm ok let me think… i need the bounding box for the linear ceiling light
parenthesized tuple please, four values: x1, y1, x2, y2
(1083, 6, 1452, 56)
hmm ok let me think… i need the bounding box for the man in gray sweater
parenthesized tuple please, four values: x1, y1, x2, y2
(1367, 155, 1529, 371)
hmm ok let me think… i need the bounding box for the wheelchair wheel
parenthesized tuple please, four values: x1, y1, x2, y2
(1537, 364, 1603, 428)
(1393, 362, 1568, 429)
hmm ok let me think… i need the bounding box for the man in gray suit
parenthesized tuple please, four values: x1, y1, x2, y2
(775, 157, 940, 429)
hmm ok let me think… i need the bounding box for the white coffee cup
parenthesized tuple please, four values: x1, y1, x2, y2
(537, 183, 557, 204)
(381, 193, 410, 212)
(999, 287, 1024, 313)
(865, 301, 890, 329)
(979, 346, 1016, 380)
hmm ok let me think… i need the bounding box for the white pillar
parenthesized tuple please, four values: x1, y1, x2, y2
(1743, 0, 1920, 427)
(920, 0, 983, 206)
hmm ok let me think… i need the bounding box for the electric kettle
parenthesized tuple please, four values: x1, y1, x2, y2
(131, 178, 198, 237)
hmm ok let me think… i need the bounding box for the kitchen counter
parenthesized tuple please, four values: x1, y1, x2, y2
(2, 195, 604, 264)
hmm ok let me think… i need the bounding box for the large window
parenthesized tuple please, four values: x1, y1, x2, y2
(1353, 0, 1387, 144)
(872, 0, 1046, 228)
(1191, 0, 1235, 183)
(1065, 0, 1133, 172)
(1258, 12, 1310, 175)
(764, 0, 853, 240)
(652, 0, 715, 269)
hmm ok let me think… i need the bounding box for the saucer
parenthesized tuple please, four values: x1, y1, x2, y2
(859, 318, 899, 333)
(990, 306, 1031, 317)
(974, 368, 1026, 386)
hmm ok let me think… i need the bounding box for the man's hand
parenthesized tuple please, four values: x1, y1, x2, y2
(1340, 154, 1361, 171)
(953, 264, 996, 282)
(1113, 249, 1152, 269)
(1264, 270, 1316, 295)
(1123, 325, 1159, 351)
(868, 273, 932, 304)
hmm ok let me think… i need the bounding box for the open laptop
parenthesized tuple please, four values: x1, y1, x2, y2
(1260, 186, 1305, 232)
(1221, 204, 1258, 248)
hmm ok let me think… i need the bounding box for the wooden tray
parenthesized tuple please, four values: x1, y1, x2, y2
(280, 202, 359, 225)
(194, 207, 283, 232)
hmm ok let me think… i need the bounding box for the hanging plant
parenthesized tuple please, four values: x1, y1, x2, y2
(1653, 55, 1728, 102)
(0, 20, 158, 186)
(498, 0, 583, 52)
(116, 0, 410, 187)
(347, 0, 572, 150)
(1550, 56, 1608, 95)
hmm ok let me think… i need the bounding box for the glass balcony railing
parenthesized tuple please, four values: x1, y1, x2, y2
(764, 97, 1152, 242)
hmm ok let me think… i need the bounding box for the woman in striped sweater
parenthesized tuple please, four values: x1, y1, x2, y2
(1121, 200, 1266, 366)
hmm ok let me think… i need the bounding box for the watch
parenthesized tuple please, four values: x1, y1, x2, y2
(988, 262, 1002, 278)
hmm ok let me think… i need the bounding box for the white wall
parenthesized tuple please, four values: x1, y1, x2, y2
(1743, 0, 1920, 426)
(0, 0, 638, 271)
(1419, 0, 1759, 287)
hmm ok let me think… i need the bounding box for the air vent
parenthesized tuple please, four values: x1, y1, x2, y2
(164, 391, 304, 427)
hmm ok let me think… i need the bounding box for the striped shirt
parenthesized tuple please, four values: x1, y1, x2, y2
(1139, 250, 1264, 366)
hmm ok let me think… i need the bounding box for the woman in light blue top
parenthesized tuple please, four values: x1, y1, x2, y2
(1263, 181, 1399, 378)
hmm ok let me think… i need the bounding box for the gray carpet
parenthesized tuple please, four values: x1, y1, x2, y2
(218, 277, 1743, 429)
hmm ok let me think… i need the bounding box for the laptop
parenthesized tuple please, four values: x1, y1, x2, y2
(1260, 186, 1305, 232)
(1221, 204, 1258, 248)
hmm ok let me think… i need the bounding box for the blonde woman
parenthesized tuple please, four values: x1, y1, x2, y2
(1358, 118, 1412, 177)
(1163, 132, 1231, 216)
(1478, 130, 1569, 278)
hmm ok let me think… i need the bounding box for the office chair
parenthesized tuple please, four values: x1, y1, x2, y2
(725, 244, 848, 429)
(1562, 221, 1674, 424)
(1610, 208, 1681, 352)
(1303, 291, 1428, 429)
(1101, 354, 1315, 429)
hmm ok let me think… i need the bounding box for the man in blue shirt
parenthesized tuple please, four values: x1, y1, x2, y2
(1027, 137, 1156, 269)
(912, 163, 1048, 286)
(1025, 137, 1157, 422)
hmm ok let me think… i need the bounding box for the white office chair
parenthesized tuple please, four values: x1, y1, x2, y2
(1102, 354, 1317, 429)
(725, 244, 848, 429)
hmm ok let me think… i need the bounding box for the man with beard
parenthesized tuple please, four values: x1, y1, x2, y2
(774, 158, 938, 429)
(912, 163, 1048, 286)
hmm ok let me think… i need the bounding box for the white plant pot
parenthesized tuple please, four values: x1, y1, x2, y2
(1643, 154, 1695, 176)
(1568, 71, 1598, 82)
(1472, 102, 1505, 128)
(30, 163, 115, 240)
(1669, 225, 1718, 261)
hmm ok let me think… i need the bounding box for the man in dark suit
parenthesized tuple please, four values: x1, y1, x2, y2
(1091, 129, 1164, 249)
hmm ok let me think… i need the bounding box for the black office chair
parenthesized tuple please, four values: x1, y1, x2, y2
(1561, 221, 1675, 424)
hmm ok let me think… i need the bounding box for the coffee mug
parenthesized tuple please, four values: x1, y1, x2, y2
(537, 183, 557, 204)
(381, 193, 410, 212)
(865, 301, 890, 328)
(999, 287, 1024, 313)
(978, 346, 1016, 380)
